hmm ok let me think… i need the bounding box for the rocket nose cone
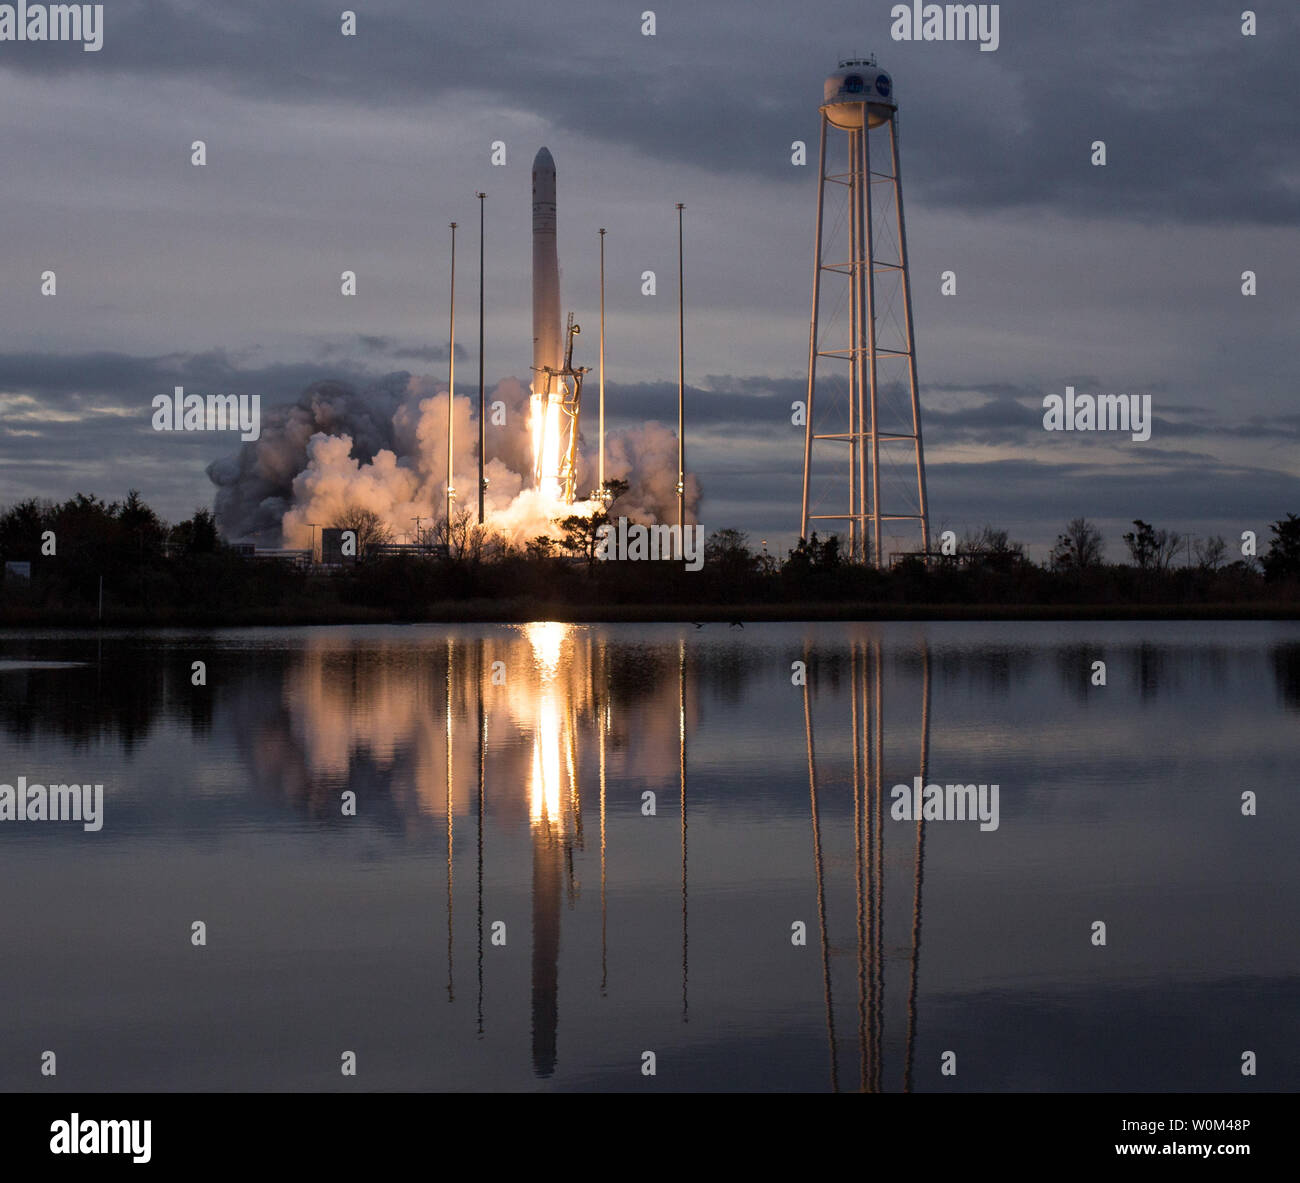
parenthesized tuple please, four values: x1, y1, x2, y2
(533, 146, 555, 170)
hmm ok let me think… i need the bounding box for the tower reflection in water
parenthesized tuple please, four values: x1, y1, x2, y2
(803, 637, 931, 1092)
(266, 624, 927, 1089)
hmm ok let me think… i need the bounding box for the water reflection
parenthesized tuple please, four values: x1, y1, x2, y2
(524, 623, 577, 1076)
(6, 630, 1293, 746)
(1, 622, 1297, 1091)
(803, 638, 931, 1092)
(282, 621, 936, 1089)
(1274, 642, 1300, 710)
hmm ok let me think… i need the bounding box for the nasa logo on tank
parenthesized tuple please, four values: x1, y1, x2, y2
(876, 74, 892, 98)
(844, 74, 864, 94)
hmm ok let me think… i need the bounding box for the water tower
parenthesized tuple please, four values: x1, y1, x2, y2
(799, 57, 930, 566)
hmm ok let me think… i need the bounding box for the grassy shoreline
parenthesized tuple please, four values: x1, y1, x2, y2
(2, 600, 1299, 628)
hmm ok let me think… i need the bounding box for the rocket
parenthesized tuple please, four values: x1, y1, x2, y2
(531, 147, 562, 392)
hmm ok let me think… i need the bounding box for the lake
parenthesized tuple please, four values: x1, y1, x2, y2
(1, 621, 1297, 1092)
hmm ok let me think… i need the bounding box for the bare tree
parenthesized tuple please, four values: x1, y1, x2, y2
(433, 506, 491, 563)
(1050, 517, 1104, 570)
(1193, 535, 1228, 571)
(331, 507, 392, 556)
(958, 524, 1026, 561)
(1123, 519, 1180, 570)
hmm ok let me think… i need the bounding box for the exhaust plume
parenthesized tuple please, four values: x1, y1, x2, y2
(208, 372, 700, 547)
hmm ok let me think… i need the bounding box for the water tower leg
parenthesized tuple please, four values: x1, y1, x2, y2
(890, 114, 931, 557)
(863, 120, 882, 570)
(801, 115, 829, 544)
(847, 125, 860, 562)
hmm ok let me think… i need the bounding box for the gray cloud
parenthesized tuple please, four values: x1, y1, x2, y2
(4, 345, 1297, 560)
(5, 1, 1293, 223)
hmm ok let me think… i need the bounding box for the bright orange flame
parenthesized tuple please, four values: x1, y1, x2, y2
(529, 387, 566, 502)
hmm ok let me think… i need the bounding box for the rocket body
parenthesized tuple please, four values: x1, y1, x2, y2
(531, 147, 562, 392)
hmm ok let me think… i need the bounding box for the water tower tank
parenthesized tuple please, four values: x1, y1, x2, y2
(823, 58, 895, 129)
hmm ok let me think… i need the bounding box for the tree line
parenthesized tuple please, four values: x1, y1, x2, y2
(1, 489, 1298, 623)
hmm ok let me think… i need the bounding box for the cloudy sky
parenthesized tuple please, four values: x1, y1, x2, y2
(1, 0, 1297, 558)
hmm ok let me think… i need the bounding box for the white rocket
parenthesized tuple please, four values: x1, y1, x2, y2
(531, 146, 562, 390)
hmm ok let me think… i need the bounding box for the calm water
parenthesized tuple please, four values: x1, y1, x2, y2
(1, 621, 1297, 1092)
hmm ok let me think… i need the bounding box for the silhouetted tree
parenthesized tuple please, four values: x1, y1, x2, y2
(704, 528, 758, 582)
(783, 532, 843, 578)
(556, 479, 628, 570)
(1192, 534, 1228, 571)
(1123, 519, 1180, 570)
(1050, 518, 1104, 570)
(170, 508, 219, 556)
(525, 535, 555, 562)
(556, 511, 604, 568)
(333, 507, 393, 556)
(1262, 513, 1300, 581)
(959, 525, 1026, 569)
(117, 489, 167, 559)
(430, 506, 498, 565)
(0, 498, 48, 560)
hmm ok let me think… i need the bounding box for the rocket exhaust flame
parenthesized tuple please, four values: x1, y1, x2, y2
(530, 384, 567, 503)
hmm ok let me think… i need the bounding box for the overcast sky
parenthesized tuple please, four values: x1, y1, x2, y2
(1, 0, 1297, 557)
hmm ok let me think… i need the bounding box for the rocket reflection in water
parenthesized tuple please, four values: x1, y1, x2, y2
(525, 622, 579, 1077)
(244, 627, 930, 1088)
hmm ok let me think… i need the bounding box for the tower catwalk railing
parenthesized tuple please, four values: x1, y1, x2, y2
(801, 61, 930, 568)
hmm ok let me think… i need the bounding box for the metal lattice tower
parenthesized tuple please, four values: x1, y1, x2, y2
(800, 57, 930, 567)
(534, 313, 588, 505)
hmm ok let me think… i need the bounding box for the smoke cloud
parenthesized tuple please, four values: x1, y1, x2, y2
(208, 372, 701, 546)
